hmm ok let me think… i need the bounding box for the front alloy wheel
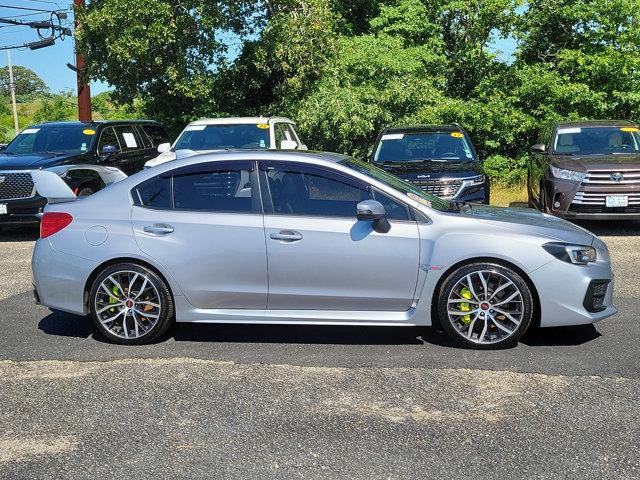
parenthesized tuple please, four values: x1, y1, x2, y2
(89, 263, 174, 344)
(437, 263, 533, 349)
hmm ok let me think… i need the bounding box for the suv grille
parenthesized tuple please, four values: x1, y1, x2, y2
(0, 172, 35, 201)
(407, 179, 462, 198)
(583, 170, 640, 185)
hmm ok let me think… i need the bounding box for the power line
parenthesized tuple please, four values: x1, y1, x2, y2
(0, 4, 56, 13)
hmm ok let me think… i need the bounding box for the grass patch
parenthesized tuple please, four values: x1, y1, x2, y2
(491, 184, 528, 207)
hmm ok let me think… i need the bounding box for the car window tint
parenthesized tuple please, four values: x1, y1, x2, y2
(285, 124, 299, 143)
(274, 123, 289, 148)
(114, 125, 141, 151)
(142, 125, 169, 146)
(134, 176, 171, 209)
(373, 189, 410, 221)
(173, 169, 253, 212)
(97, 127, 120, 153)
(267, 167, 370, 217)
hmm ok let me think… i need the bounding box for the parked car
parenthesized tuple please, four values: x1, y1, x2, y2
(529, 120, 640, 219)
(369, 124, 489, 204)
(144, 116, 307, 169)
(32, 150, 615, 349)
(0, 120, 170, 227)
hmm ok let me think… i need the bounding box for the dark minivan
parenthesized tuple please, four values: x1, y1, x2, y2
(0, 120, 169, 227)
(528, 120, 640, 220)
(369, 125, 489, 203)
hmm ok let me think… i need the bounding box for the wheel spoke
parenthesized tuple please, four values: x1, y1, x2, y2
(479, 317, 488, 342)
(477, 272, 488, 300)
(101, 308, 125, 325)
(136, 301, 160, 309)
(493, 291, 520, 306)
(100, 283, 121, 301)
(466, 312, 480, 339)
(487, 280, 511, 302)
(133, 277, 148, 300)
(133, 308, 159, 319)
(489, 313, 514, 334)
(465, 275, 480, 301)
(108, 275, 125, 297)
(448, 309, 479, 317)
(131, 309, 140, 337)
(96, 303, 123, 314)
(493, 307, 522, 326)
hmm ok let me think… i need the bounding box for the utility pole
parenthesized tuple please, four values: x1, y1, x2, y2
(7, 50, 19, 135)
(73, 0, 91, 121)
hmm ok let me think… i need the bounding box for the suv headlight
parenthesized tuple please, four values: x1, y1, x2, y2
(543, 242, 597, 265)
(550, 166, 586, 182)
(461, 174, 485, 187)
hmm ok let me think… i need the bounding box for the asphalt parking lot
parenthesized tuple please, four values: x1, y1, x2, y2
(0, 222, 639, 479)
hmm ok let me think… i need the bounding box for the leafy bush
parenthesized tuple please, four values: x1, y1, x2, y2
(483, 155, 528, 187)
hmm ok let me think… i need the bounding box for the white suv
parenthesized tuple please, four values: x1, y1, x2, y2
(144, 116, 307, 168)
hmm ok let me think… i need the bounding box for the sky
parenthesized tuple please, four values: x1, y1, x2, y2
(0, 2, 109, 95)
(0, 2, 517, 96)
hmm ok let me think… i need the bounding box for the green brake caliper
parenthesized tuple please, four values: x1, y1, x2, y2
(459, 287, 472, 325)
(109, 285, 120, 313)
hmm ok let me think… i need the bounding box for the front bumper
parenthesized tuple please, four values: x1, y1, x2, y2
(544, 177, 640, 220)
(0, 195, 46, 225)
(530, 258, 616, 327)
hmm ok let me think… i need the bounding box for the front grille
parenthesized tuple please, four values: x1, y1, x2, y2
(0, 171, 35, 200)
(570, 191, 640, 213)
(407, 179, 462, 198)
(583, 170, 640, 185)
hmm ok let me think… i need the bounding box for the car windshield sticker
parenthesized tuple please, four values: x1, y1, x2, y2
(407, 192, 432, 207)
(122, 132, 137, 148)
(256, 123, 270, 129)
(22, 128, 40, 134)
(80, 142, 87, 151)
(184, 125, 206, 131)
(260, 139, 266, 148)
(451, 132, 464, 138)
(83, 129, 96, 135)
(621, 127, 639, 132)
(557, 127, 582, 134)
(381, 133, 404, 140)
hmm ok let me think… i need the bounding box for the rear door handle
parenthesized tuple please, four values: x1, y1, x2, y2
(143, 224, 174, 235)
(269, 230, 303, 242)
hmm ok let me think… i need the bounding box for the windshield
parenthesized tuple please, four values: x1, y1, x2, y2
(4, 125, 97, 155)
(174, 124, 271, 151)
(553, 126, 640, 155)
(340, 158, 456, 212)
(373, 131, 475, 163)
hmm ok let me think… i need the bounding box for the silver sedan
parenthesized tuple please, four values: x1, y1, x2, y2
(31, 151, 617, 349)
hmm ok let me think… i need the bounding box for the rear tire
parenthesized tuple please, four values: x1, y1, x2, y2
(77, 186, 95, 197)
(89, 263, 174, 345)
(437, 262, 533, 349)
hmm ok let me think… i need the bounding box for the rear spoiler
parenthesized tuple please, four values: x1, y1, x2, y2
(32, 166, 128, 204)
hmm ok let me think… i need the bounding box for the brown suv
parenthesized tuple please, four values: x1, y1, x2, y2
(528, 120, 640, 220)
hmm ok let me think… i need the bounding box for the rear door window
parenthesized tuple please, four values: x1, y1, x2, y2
(142, 125, 170, 147)
(97, 127, 120, 153)
(133, 176, 171, 209)
(114, 125, 142, 151)
(173, 168, 253, 213)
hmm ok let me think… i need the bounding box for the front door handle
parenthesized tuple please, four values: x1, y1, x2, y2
(270, 230, 303, 242)
(143, 224, 174, 235)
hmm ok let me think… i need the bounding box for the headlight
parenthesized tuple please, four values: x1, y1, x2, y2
(461, 174, 485, 187)
(543, 242, 597, 265)
(550, 166, 586, 182)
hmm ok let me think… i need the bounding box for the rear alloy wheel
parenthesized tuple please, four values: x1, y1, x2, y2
(437, 263, 533, 349)
(89, 263, 174, 345)
(77, 187, 95, 197)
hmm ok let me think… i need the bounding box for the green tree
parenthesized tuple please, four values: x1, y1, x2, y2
(0, 66, 48, 95)
(33, 94, 76, 123)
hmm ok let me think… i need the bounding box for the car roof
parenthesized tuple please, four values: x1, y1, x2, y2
(382, 124, 463, 134)
(188, 116, 295, 126)
(555, 120, 638, 128)
(31, 120, 162, 128)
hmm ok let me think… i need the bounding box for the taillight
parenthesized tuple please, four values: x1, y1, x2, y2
(40, 212, 73, 239)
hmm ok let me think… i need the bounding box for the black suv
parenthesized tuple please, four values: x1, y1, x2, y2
(369, 125, 489, 203)
(0, 120, 169, 227)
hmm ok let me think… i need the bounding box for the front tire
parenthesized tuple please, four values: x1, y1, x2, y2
(89, 263, 174, 345)
(437, 262, 533, 349)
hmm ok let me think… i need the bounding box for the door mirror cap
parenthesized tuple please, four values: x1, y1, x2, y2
(100, 144, 119, 156)
(357, 199, 386, 221)
(157, 142, 171, 154)
(530, 143, 546, 154)
(280, 139, 298, 150)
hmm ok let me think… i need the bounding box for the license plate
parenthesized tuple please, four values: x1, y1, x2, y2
(0, 204, 6, 215)
(606, 195, 628, 208)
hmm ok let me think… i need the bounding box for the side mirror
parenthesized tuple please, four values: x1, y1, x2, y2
(100, 144, 119, 157)
(530, 143, 546, 154)
(157, 142, 171, 154)
(280, 139, 298, 150)
(357, 199, 391, 233)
